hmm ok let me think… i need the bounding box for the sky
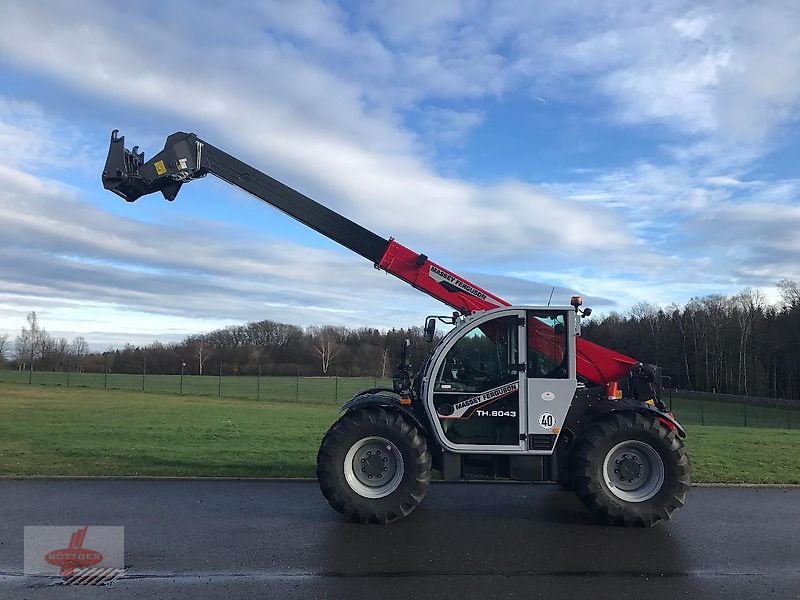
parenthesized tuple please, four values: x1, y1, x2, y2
(2, 0, 800, 350)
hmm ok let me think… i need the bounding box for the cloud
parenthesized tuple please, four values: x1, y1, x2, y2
(417, 108, 485, 146)
(0, 97, 92, 172)
(0, 1, 641, 267)
(0, 163, 599, 345)
(1, 0, 799, 345)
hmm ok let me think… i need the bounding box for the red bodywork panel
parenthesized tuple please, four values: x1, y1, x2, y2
(378, 240, 638, 386)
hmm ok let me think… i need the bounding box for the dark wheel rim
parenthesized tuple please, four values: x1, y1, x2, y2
(344, 436, 405, 499)
(602, 440, 664, 502)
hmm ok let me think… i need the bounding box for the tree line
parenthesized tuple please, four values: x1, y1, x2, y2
(3, 279, 800, 399)
(1, 314, 431, 378)
(582, 281, 800, 400)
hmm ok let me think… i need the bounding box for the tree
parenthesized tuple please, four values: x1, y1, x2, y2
(0, 333, 9, 362)
(70, 336, 89, 372)
(15, 311, 47, 371)
(778, 279, 800, 309)
(733, 288, 765, 394)
(310, 326, 343, 375)
(668, 303, 693, 389)
(381, 347, 390, 378)
(195, 340, 211, 375)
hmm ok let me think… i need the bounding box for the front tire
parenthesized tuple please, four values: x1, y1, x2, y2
(571, 412, 690, 526)
(317, 408, 431, 524)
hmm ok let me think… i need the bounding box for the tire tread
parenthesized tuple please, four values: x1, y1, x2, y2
(317, 407, 431, 524)
(570, 412, 691, 527)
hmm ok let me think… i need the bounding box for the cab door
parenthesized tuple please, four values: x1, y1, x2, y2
(426, 310, 527, 452)
(524, 310, 578, 453)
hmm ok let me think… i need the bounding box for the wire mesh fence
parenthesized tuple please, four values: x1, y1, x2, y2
(2, 369, 798, 428)
(664, 393, 800, 429)
(0, 369, 391, 405)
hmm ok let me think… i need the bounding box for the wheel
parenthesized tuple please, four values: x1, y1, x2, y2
(570, 412, 690, 526)
(317, 407, 432, 524)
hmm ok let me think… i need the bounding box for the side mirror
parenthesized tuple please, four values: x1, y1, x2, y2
(424, 317, 436, 342)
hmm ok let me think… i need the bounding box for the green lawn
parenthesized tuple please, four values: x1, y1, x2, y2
(686, 426, 800, 484)
(0, 383, 339, 477)
(0, 383, 798, 483)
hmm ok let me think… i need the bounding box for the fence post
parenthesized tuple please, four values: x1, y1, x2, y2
(335, 376, 339, 403)
(28, 360, 33, 385)
(296, 369, 300, 402)
(743, 403, 747, 428)
(104, 366, 108, 390)
(142, 354, 147, 392)
(218, 359, 222, 397)
(700, 399, 705, 426)
(180, 361, 185, 395)
(66, 358, 70, 388)
(257, 364, 261, 400)
(788, 409, 792, 430)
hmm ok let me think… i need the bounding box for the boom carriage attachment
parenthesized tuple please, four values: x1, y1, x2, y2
(103, 130, 690, 526)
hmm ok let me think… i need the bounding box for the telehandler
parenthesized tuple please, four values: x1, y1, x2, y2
(103, 130, 690, 526)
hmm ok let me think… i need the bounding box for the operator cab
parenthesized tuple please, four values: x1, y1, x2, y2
(422, 306, 579, 455)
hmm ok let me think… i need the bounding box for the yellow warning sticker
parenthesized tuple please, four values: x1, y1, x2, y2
(154, 160, 167, 176)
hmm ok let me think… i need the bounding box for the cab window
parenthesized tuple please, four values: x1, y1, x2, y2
(527, 311, 568, 379)
(435, 315, 519, 393)
(431, 314, 521, 446)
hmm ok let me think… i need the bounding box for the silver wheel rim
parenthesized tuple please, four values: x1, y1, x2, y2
(602, 440, 664, 502)
(343, 436, 405, 499)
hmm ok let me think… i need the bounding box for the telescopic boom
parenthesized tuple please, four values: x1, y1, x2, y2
(102, 130, 637, 385)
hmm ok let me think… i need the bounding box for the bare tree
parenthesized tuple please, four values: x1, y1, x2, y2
(311, 326, 343, 375)
(734, 288, 765, 394)
(700, 295, 731, 392)
(15, 311, 46, 371)
(630, 301, 663, 365)
(70, 336, 89, 372)
(71, 336, 89, 358)
(53, 337, 70, 370)
(0, 333, 9, 362)
(669, 304, 693, 389)
(196, 340, 211, 375)
(778, 279, 800, 308)
(380, 347, 390, 378)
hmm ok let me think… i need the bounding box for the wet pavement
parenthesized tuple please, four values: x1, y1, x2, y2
(0, 480, 798, 598)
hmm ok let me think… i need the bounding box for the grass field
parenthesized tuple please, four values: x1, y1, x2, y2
(0, 383, 798, 483)
(0, 383, 337, 477)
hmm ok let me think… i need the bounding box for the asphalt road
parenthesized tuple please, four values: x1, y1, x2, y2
(0, 480, 798, 599)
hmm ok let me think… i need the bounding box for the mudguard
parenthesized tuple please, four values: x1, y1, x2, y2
(607, 405, 686, 438)
(340, 391, 431, 440)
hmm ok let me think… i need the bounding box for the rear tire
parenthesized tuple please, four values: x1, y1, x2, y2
(570, 412, 690, 526)
(317, 407, 431, 524)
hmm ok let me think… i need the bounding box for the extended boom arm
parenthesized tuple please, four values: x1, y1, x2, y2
(103, 131, 637, 385)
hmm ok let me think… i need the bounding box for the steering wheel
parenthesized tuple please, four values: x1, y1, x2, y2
(457, 358, 489, 379)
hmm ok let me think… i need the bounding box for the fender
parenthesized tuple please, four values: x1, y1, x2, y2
(609, 406, 686, 438)
(340, 392, 429, 434)
(564, 387, 687, 439)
